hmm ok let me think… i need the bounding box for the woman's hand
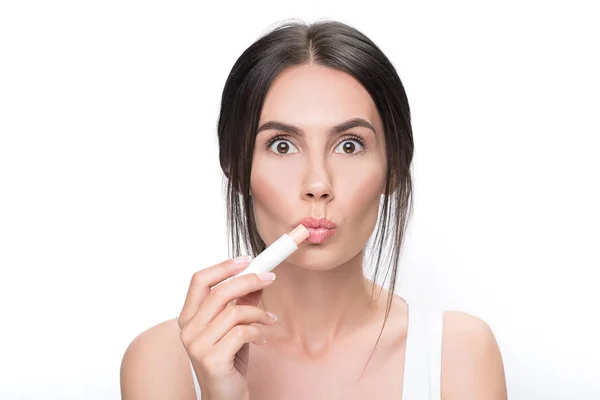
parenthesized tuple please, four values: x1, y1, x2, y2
(177, 256, 278, 400)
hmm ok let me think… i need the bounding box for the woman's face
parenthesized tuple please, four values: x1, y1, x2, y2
(250, 64, 387, 270)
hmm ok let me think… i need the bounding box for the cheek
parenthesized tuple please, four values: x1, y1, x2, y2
(250, 158, 299, 218)
(336, 162, 385, 214)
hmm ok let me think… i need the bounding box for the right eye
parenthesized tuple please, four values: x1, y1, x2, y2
(268, 138, 299, 156)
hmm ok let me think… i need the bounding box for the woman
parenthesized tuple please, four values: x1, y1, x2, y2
(120, 19, 507, 399)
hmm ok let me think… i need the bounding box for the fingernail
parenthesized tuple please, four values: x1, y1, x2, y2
(233, 255, 252, 264)
(257, 272, 276, 281)
(267, 311, 278, 321)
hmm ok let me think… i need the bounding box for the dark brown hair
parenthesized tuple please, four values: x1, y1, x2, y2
(216, 18, 414, 378)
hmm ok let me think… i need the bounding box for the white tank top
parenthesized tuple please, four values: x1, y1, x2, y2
(186, 297, 443, 399)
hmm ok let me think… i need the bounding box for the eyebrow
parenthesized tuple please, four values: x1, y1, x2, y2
(256, 117, 377, 138)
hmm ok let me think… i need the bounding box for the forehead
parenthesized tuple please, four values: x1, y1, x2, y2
(259, 65, 382, 134)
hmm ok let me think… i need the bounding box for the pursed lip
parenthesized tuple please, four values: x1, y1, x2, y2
(296, 216, 337, 229)
(296, 217, 337, 244)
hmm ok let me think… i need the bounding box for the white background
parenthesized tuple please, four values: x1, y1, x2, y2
(1, 1, 598, 399)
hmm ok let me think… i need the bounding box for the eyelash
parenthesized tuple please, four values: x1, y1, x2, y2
(264, 133, 368, 156)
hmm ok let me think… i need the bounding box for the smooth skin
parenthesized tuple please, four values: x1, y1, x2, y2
(121, 64, 507, 399)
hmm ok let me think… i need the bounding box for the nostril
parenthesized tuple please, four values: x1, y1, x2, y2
(304, 192, 332, 200)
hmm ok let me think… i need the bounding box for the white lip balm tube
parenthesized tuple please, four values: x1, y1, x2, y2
(212, 224, 309, 288)
(235, 224, 309, 278)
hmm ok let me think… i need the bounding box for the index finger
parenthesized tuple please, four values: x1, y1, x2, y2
(178, 256, 252, 329)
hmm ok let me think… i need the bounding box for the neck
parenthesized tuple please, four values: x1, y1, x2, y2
(259, 250, 383, 356)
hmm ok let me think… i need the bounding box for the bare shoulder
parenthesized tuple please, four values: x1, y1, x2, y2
(120, 318, 196, 400)
(441, 310, 508, 400)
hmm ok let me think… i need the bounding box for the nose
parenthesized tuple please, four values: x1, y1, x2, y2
(301, 163, 334, 203)
(303, 184, 333, 202)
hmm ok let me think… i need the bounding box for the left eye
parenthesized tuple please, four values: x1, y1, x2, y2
(334, 139, 364, 154)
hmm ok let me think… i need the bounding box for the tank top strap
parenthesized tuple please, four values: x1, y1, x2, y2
(401, 299, 444, 400)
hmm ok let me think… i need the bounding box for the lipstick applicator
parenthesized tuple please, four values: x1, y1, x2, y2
(213, 224, 309, 288)
(234, 224, 309, 278)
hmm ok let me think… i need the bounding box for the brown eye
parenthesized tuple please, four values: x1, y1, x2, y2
(278, 142, 289, 153)
(268, 139, 299, 155)
(334, 139, 364, 155)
